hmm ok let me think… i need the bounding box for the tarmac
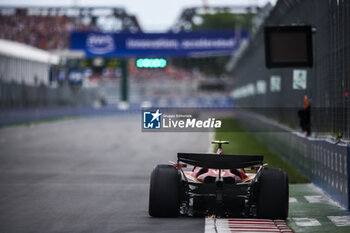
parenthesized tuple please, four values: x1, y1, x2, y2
(0, 115, 349, 233)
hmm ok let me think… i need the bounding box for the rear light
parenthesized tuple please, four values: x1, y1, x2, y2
(251, 166, 259, 170)
(174, 163, 187, 168)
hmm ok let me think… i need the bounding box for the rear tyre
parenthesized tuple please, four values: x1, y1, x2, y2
(149, 164, 180, 217)
(256, 168, 289, 219)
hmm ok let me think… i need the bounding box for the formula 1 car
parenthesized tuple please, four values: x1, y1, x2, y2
(148, 140, 289, 219)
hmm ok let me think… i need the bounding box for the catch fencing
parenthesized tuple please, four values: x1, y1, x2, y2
(235, 113, 349, 209)
(231, 0, 350, 140)
(230, 0, 350, 209)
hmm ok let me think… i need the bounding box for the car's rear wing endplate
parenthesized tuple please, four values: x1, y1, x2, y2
(177, 153, 263, 169)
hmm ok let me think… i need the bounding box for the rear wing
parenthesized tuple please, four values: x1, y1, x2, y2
(177, 153, 263, 169)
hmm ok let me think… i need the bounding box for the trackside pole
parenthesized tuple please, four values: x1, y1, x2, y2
(348, 145, 350, 210)
(120, 59, 128, 102)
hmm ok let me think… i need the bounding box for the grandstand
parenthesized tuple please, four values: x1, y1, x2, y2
(0, 6, 141, 50)
(0, 5, 242, 108)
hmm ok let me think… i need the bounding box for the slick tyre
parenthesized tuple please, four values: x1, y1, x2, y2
(149, 164, 180, 217)
(257, 168, 289, 220)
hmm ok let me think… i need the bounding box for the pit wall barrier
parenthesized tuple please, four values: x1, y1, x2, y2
(235, 112, 349, 209)
(0, 81, 100, 107)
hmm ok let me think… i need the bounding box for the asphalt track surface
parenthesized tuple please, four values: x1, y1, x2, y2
(2, 115, 350, 233)
(0, 115, 209, 233)
(287, 183, 350, 233)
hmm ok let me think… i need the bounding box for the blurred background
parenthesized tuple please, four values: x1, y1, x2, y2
(0, 0, 275, 124)
(0, 0, 348, 142)
(1, 1, 350, 232)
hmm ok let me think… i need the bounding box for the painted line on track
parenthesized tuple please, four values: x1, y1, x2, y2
(304, 195, 331, 204)
(327, 216, 350, 227)
(205, 218, 294, 233)
(291, 217, 321, 227)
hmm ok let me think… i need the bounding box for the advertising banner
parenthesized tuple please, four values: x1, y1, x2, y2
(70, 31, 248, 58)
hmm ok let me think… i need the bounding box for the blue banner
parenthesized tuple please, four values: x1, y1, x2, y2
(70, 31, 248, 58)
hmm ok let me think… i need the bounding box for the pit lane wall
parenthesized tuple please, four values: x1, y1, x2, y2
(235, 113, 349, 209)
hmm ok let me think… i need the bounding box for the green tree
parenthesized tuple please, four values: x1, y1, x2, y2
(173, 11, 254, 77)
(192, 12, 254, 31)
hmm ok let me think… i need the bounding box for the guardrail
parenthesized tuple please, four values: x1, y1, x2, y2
(235, 112, 349, 209)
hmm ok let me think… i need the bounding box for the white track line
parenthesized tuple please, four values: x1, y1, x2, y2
(292, 217, 321, 226)
(304, 195, 330, 204)
(205, 218, 293, 233)
(327, 216, 350, 226)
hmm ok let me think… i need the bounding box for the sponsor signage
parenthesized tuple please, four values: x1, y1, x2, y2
(70, 31, 248, 57)
(86, 34, 115, 55)
(293, 70, 307, 89)
(270, 75, 281, 92)
(68, 69, 84, 85)
(256, 80, 267, 94)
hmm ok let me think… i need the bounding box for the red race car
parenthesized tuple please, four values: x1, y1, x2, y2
(149, 140, 289, 219)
